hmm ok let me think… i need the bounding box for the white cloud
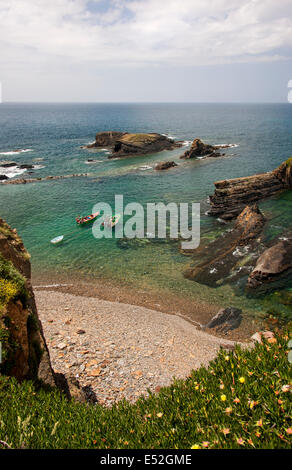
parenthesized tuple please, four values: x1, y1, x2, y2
(0, 0, 291, 101)
(0, 0, 291, 69)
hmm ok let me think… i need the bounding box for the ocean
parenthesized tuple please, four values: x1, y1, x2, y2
(0, 102, 292, 318)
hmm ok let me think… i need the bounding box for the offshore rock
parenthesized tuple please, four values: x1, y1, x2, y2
(87, 131, 182, 157)
(208, 158, 292, 220)
(180, 138, 220, 159)
(155, 161, 178, 170)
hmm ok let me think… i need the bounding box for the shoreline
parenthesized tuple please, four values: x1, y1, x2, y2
(33, 271, 262, 342)
(35, 289, 246, 406)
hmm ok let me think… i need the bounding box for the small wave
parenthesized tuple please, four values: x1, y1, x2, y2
(182, 140, 192, 147)
(139, 165, 152, 171)
(0, 148, 33, 156)
(85, 160, 102, 164)
(214, 143, 239, 149)
(0, 168, 27, 179)
(32, 165, 45, 170)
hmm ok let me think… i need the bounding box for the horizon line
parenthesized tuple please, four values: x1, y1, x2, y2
(0, 100, 289, 105)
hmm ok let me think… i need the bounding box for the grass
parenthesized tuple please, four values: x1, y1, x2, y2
(0, 330, 291, 449)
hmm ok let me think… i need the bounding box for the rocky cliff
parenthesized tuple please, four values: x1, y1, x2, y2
(208, 158, 292, 220)
(87, 131, 182, 157)
(0, 218, 55, 385)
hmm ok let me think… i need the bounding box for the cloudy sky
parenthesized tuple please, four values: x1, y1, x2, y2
(0, 0, 291, 102)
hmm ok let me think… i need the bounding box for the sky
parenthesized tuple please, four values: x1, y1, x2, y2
(0, 0, 292, 102)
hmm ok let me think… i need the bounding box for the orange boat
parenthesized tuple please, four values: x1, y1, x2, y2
(76, 212, 99, 225)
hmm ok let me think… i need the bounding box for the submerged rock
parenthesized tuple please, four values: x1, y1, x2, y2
(155, 161, 178, 170)
(247, 240, 292, 289)
(208, 158, 292, 220)
(87, 131, 182, 158)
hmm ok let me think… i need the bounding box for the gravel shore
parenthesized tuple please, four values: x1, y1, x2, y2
(36, 290, 241, 407)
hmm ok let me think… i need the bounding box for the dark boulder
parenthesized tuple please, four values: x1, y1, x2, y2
(203, 307, 242, 333)
(247, 240, 292, 289)
(155, 161, 178, 170)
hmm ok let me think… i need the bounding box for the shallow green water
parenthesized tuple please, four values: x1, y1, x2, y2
(0, 103, 291, 318)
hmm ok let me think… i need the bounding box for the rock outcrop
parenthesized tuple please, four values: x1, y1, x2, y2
(0, 218, 55, 385)
(155, 161, 178, 170)
(184, 204, 265, 286)
(208, 158, 292, 220)
(1, 173, 88, 185)
(180, 138, 220, 159)
(247, 240, 292, 289)
(86, 131, 182, 158)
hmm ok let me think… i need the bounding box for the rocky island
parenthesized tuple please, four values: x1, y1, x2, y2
(86, 131, 182, 158)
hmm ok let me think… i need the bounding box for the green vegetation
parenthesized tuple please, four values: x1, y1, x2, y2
(0, 254, 28, 309)
(286, 157, 292, 167)
(0, 255, 29, 373)
(0, 330, 291, 449)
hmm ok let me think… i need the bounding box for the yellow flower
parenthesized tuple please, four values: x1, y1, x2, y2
(220, 394, 227, 401)
(239, 377, 245, 384)
(157, 412, 163, 418)
(191, 444, 200, 449)
(256, 418, 263, 427)
(225, 356, 230, 361)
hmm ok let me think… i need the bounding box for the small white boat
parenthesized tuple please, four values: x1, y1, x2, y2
(51, 235, 64, 244)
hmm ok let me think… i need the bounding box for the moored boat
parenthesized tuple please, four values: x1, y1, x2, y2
(101, 214, 121, 229)
(76, 212, 99, 225)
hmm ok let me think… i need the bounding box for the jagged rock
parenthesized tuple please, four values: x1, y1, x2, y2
(180, 138, 219, 159)
(247, 240, 292, 289)
(155, 161, 178, 170)
(0, 175, 8, 180)
(184, 204, 265, 286)
(87, 131, 182, 158)
(208, 158, 292, 220)
(203, 307, 242, 333)
(0, 218, 55, 385)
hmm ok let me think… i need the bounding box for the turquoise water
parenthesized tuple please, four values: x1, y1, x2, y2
(0, 103, 292, 317)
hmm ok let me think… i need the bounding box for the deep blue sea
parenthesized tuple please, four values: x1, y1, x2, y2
(0, 103, 291, 317)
